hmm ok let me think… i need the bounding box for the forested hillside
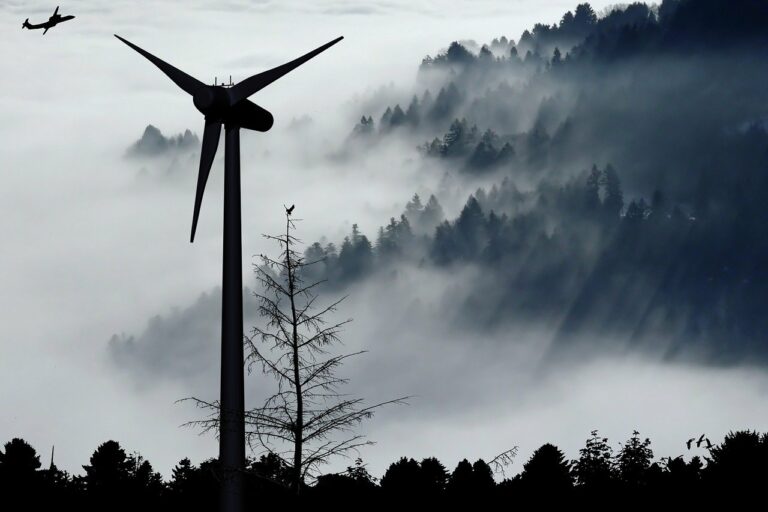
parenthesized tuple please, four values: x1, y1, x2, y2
(309, 0, 768, 363)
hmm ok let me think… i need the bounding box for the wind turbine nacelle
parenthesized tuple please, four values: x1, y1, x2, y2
(230, 101, 274, 132)
(193, 86, 273, 132)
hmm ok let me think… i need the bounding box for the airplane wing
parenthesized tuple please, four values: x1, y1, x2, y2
(43, 27, 49, 35)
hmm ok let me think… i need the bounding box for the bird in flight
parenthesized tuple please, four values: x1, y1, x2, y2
(695, 434, 706, 448)
(22, 6, 75, 35)
(686, 437, 696, 450)
(286, 204, 295, 215)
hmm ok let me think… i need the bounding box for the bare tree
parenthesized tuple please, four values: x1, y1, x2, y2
(242, 208, 406, 494)
(488, 446, 519, 479)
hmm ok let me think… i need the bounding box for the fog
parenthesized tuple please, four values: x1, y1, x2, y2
(109, 263, 768, 479)
(2, 0, 768, 482)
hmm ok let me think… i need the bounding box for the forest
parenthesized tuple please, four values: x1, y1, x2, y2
(2, 429, 767, 509)
(326, 0, 768, 363)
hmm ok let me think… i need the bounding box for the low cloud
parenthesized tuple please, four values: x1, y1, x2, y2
(107, 263, 768, 479)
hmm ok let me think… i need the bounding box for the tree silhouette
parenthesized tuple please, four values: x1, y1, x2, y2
(616, 430, 653, 489)
(518, 443, 573, 505)
(600, 164, 624, 218)
(703, 430, 768, 508)
(248, 452, 292, 488)
(467, 129, 500, 171)
(405, 193, 445, 234)
(445, 42, 475, 65)
(0, 438, 43, 505)
(169, 458, 197, 499)
(189, 209, 406, 494)
(429, 84, 462, 123)
(518, 29, 535, 54)
(471, 459, 496, 493)
(574, 3, 598, 28)
(0, 437, 41, 473)
(419, 457, 449, 495)
(313, 458, 377, 500)
(351, 116, 375, 138)
(406, 96, 420, 127)
(446, 458, 474, 496)
(551, 47, 563, 66)
(389, 104, 407, 128)
(496, 142, 515, 164)
(81, 440, 164, 510)
(338, 224, 373, 281)
(585, 165, 602, 213)
(82, 440, 133, 497)
(381, 457, 422, 495)
(405, 194, 424, 229)
(129, 453, 164, 505)
(380, 106, 393, 128)
(573, 430, 616, 489)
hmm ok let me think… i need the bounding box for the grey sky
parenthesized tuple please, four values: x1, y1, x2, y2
(2, 0, 767, 481)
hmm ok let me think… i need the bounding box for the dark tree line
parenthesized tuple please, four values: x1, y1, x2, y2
(303, 154, 768, 362)
(3, 430, 766, 508)
(350, 83, 463, 139)
(301, 193, 444, 287)
(421, 119, 515, 173)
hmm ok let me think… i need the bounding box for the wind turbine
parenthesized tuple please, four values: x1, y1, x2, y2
(115, 34, 343, 512)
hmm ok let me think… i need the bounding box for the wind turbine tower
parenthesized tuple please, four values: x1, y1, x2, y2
(116, 34, 343, 512)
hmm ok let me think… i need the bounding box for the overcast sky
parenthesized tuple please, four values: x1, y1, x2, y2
(2, 0, 768, 481)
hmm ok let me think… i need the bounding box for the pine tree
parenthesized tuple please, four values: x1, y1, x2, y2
(405, 96, 420, 127)
(390, 104, 406, 127)
(574, 3, 598, 28)
(586, 165, 602, 212)
(552, 47, 563, 66)
(442, 118, 469, 157)
(422, 195, 445, 231)
(380, 107, 393, 129)
(497, 142, 516, 163)
(601, 164, 624, 218)
(519, 443, 573, 495)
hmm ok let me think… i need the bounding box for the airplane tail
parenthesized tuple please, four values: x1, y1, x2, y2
(22, 18, 29, 29)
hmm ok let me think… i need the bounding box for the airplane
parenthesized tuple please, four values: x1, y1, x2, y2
(22, 6, 75, 35)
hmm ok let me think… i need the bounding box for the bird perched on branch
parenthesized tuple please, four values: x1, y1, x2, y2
(285, 204, 295, 215)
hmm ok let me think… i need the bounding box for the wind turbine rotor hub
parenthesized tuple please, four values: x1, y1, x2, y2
(193, 86, 230, 116)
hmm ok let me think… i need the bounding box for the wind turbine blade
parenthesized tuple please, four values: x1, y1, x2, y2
(191, 119, 222, 243)
(114, 35, 205, 96)
(228, 36, 343, 105)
